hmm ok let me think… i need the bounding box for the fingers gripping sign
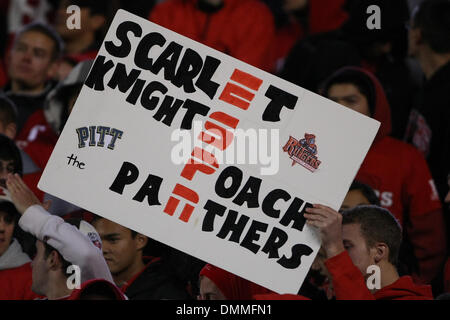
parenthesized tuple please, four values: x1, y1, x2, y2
(304, 204, 345, 259)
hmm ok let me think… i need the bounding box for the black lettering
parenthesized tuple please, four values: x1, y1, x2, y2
(134, 32, 166, 71)
(279, 198, 309, 232)
(180, 99, 210, 130)
(277, 244, 313, 269)
(140, 81, 168, 110)
(153, 95, 184, 126)
(215, 166, 243, 199)
(151, 41, 183, 80)
(84, 55, 114, 91)
(109, 162, 139, 194)
(216, 210, 249, 243)
(107, 63, 141, 93)
(202, 200, 227, 232)
(105, 21, 142, 58)
(126, 79, 146, 105)
(261, 227, 289, 259)
(263, 85, 298, 122)
(132, 174, 162, 206)
(262, 189, 291, 218)
(195, 55, 221, 100)
(172, 48, 203, 93)
(240, 220, 268, 254)
(232, 176, 261, 208)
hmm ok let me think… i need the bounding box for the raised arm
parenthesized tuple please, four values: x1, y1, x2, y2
(6, 173, 113, 284)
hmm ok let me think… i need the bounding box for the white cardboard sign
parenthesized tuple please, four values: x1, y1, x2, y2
(39, 10, 380, 294)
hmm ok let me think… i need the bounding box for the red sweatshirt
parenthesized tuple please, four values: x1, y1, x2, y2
(325, 251, 433, 300)
(0, 262, 39, 300)
(149, 0, 276, 72)
(15, 109, 57, 202)
(16, 109, 57, 171)
(325, 67, 445, 284)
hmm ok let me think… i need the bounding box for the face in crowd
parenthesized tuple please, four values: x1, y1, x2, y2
(92, 218, 147, 281)
(311, 188, 377, 297)
(198, 276, 226, 300)
(0, 160, 15, 188)
(340, 189, 373, 212)
(8, 30, 59, 92)
(0, 211, 14, 257)
(327, 83, 371, 117)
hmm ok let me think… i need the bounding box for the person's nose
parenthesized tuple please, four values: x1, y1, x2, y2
(19, 48, 33, 63)
(101, 242, 111, 255)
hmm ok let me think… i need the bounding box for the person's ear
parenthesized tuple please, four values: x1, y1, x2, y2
(135, 234, 148, 251)
(47, 250, 62, 271)
(373, 243, 389, 264)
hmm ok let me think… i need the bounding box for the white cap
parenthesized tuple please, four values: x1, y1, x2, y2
(78, 220, 102, 250)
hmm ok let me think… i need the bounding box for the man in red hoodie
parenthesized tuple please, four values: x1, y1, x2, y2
(149, 0, 276, 72)
(321, 67, 446, 286)
(304, 204, 433, 300)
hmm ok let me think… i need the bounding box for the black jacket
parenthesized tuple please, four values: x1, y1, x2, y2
(405, 61, 450, 204)
(122, 257, 191, 300)
(2, 81, 56, 133)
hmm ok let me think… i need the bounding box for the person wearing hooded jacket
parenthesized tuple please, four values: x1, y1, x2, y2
(321, 66, 445, 286)
(0, 192, 39, 300)
(149, 0, 276, 72)
(280, 0, 417, 141)
(5, 172, 124, 300)
(304, 204, 433, 300)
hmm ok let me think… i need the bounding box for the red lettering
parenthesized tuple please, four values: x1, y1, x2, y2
(230, 69, 263, 91)
(181, 158, 216, 181)
(191, 147, 219, 168)
(219, 83, 255, 110)
(209, 111, 239, 129)
(198, 121, 234, 151)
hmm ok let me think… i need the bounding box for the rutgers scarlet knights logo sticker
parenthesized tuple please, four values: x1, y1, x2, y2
(282, 133, 322, 172)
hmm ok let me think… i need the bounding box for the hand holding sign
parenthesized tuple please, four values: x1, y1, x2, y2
(38, 10, 380, 294)
(304, 204, 345, 259)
